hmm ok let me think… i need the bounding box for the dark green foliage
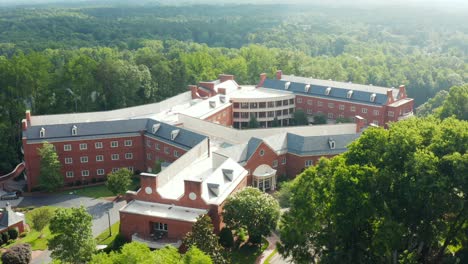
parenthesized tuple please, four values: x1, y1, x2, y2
(1, 232, 10, 244)
(248, 114, 259, 129)
(1, 243, 32, 264)
(38, 142, 63, 192)
(218, 228, 234, 248)
(312, 114, 327, 124)
(106, 168, 133, 196)
(437, 85, 468, 120)
(273, 181, 293, 208)
(292, 109, 308, 126)
(7, 228, 19, 240)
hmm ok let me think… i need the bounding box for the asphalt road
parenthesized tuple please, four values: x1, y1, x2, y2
(1, 194, 126, 264)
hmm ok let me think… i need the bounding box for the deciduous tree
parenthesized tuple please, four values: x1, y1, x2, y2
(106, 168, 133, 196)
(38, 142, 63, 192)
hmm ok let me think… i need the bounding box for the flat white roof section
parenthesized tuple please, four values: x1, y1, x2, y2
(120, 200, 207, 223)
(180, 94, 232, 119)
(228, 86, 294, 100)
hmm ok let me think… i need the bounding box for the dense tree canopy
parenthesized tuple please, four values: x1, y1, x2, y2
(278, 117, 468, 263)
(38, 142, 63, 192)
(106, 168, 133, 196)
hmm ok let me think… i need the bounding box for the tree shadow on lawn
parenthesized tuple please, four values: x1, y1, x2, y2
(86, 202, 114, 219)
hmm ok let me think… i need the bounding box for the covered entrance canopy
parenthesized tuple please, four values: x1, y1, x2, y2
(252, 164, 277, 192)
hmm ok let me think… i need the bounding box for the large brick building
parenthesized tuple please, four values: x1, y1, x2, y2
(19, 71, 413, 247)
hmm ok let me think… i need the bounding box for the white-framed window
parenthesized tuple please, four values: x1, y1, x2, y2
(155, 143, 160, 150)
(317, 101, 323, 107)
(305, 160, 313, 167)
(328, 113, 334, 119)
(388, 111, 394, 117)
(97, 169, 105, 175)
(164, 147, 169, 154)
(373, 110, 379, 116)
(146, 139, 152, 147)
(66, 171, 74, 178)
(65, 157, 73, 164)
(297, 98, 302, 103)
(154, 222, 168, 231)
(350, 106, 356, 112)
(259, 149, 265, 156)
(362, 108, 368, 114)
(80, 156, 88, 163)
(127, 166, 134, 172)
(111, 154, 119, 160)
(96, 155, 104, 162)
(125, 153, 133, 160)
(328, 103, 334, 108)
(112, 168, 119, 173)
(147, 153, 152, 160)
(307, 99, 312, 105)
(273, 160, 278, 168)
(79, 143, 87, 150)
(174, 150, 179, 157)
(64, 144, 72, 151)
(95, 142, 103, 149)
(124, 140, 133, 146)
(81, 170, 89, 177)
(111, 141, 118, 148)
(339, 104, 345, 110)
(373, 120, 379, 126)
(282, 156, 286, 165)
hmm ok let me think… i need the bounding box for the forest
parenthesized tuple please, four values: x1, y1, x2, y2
(0, 2, 467, 174)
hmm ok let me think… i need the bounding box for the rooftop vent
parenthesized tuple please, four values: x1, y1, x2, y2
(152, 123, 161, 134)
(71, 125, 77, 136)
(222, 169, 234, 182)
(171, 129, 180, 140)
(347, 90, 353, 99)
(219, 95, 226, 104)
(305, 84, 311, 93)
(209, 100, 216, 108)
(284, 82, 291, 90)
(370, 93, 377, 102)
(328, 138, 336, 149)
(207, 183, 220, 197)
(325, 87, 331, 95)
(39, 127, 45, 138)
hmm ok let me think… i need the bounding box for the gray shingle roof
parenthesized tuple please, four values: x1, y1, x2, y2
(287, 133, 360, 156)
(24, 119, 207, 150)
(246, 137, 263, 160)
(0, 204, 24, 230)
(262, 79, 390, 105)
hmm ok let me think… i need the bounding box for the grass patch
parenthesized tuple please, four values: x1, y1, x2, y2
(264, 248, 278, 264)
(64, 178, 140, 199)
(7, 206, 57, 251)
(230, 237, 269, 264)
(95, 221, 120, 246)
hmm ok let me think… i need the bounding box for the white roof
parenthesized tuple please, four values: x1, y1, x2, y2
(214, 80, 240, 94)
(281, 74, 399, 98)
(261, 133, 288, 154)
(180, 94, 231, 119)
(228, 86, 294, 99)
(120, 200, 207, 223)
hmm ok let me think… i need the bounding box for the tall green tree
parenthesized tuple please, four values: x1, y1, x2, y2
(38, 142, 63, 192)
(292, 109, 309, 126)
(106, 168, 133, 196)
(49, 206, 95, 264)
(223, 187, 280, 244)
(248, 114, 259, 129)
(437, 84, 468, 120)
(183, 215, 226, 264)
(29, 207, 54, 236)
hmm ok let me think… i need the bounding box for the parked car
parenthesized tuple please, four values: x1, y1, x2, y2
(1, 192, 18, 200)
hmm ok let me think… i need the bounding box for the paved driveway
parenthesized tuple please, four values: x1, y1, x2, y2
(1, 194, 126, 264)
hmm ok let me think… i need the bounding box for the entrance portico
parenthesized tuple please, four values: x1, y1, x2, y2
(252, 164, 277, 192)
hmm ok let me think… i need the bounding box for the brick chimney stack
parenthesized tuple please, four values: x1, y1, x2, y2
(257, 73, 267, 88)
(188, 85, 199, 99)
(25, 110, 31, 123)
(218, 74, 234, 83)
(276, 70, 282, 80)
(355, 115, 365, 132)
(398, 85, 407, 99)
(21, 119, 28, 131)
(386, 89, 395, 105)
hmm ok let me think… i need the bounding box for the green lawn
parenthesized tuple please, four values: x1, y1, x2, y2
(230, 238, 269, 264)
(95, 221, 120, 246)
(7, 206, 57, 251)
(63, 178, 140, 199)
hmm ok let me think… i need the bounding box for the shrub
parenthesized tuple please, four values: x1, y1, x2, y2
(91, 178, 97, 184)
(107, 234, 127, 252)
(219, 227, 234, 248)
(2, 232, 10, 244)
(19, 232, 27, 238)
(1, 243, 32, 264)
(75, 180, 82, 186)
(8, 228, 19, 240)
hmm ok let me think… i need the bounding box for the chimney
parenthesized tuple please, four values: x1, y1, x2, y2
(188, 85, 199, 99)
(276, 70, 282, 80)
(21, 119, 28, 131)
(25, 110, 31, 123)
(386, 89, 394, 105)
(184, 180, 202, 200)
(257, 73, 267, 88)
(398, 85, 407, 99)
(140, 172, 158, 195)
(218, 88, 226, 95)
(219, 74, 234, 83)
(355, 115, 365, 133)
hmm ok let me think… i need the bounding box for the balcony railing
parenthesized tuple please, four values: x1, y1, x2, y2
(132, 233, 181, 249)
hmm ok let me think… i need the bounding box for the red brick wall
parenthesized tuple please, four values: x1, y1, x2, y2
(203, 105, 233, 127)
(143, 136, 187, 171)
(244, 142, 280, 185)
(0, 221, 25, 234)
(286, 153, 333, 178)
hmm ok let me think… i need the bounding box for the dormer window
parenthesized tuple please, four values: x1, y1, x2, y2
(222, 169, 234, 181)
(370, 93, 376, 102)
(328, 138, 336, 149)
(209, 101, 216, 108)
(207, 183, 220, 197)
(39, 127, 45, 138)
(219, 95, 226, 104)
(171, 129, 180, 140)
(305, 84, 310, 93)
(152, 123, 160, 134)
(284, 82, 291, 90)
(347, 90, 353, 99)
(325, 87, 331, 95)
(71, 125, 77, 136)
